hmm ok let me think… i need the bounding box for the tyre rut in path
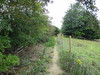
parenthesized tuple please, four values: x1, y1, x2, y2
(47, 45, 63, 75)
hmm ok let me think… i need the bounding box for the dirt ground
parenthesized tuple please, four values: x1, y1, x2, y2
(47, 45, 63, 75)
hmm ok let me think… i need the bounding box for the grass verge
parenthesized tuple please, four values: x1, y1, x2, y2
(57, 36, 100, 75)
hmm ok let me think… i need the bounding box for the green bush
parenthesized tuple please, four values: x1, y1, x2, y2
(45, 37, 56, 47)
(0, 52, 20, 72)
(54, 27, 60, 36)
(0, 0, 54, 73)
(0, 36, 11, 52)
(0, 36, 20, 72)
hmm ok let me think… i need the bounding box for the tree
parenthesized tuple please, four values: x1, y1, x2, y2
(76, 0, 97, 11)
(62, 3, 100, 39)
(54, 26, 60, 36)
(0, 0, 53, 72)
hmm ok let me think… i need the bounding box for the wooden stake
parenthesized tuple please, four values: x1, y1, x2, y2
(62, 34, 64, 48)
(69, 36, 72, 54)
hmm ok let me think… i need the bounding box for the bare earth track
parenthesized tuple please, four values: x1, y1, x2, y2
(47, 45, 63, 75)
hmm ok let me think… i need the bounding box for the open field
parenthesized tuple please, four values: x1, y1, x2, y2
(65, 38, 100, 66)
(57, 36, 100, 75)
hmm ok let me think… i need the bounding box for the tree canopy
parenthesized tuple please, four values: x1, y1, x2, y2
(0, 0, 55, 72)
(76, 0, 97, 11)
(62, 3, 100, 39)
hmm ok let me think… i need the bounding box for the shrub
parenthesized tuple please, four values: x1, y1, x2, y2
(45, 37, 56, 47)
(54, 27, 60, 36)
(0, 52, 20, 72)
(0, 36, 20, 72)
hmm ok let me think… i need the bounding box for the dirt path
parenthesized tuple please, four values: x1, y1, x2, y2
(47, 45, 63, 75)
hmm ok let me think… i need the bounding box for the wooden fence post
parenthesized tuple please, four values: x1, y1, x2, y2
(69, 36, 72, 54)
(62, 34, 64, 48)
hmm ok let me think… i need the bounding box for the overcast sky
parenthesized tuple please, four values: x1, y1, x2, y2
(46, 0, 100, 29)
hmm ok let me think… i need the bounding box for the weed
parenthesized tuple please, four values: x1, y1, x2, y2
(17, 39, 55, 75)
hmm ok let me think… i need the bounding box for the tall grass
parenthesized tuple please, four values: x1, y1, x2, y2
(57, 36, 100, 75)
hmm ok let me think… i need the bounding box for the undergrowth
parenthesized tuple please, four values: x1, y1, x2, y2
(17, 37, 55, 75)
(45, 36, 56, 47)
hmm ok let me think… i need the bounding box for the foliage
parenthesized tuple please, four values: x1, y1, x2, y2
(0, 0, 54, 73)
(62, 3, 100, 40)
(45, 36, 56, 47)
(0, 0, 52, 49)
(0, 36, 11, 52)
(0, 52, 20, 72)
(0, 35, 20, 72)
(57, 36, 100, 75)
(76, 0, 97, 11)
(54, 26, 60, 36)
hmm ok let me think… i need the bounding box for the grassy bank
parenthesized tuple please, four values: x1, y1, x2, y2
(57, 36, 100, 75)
